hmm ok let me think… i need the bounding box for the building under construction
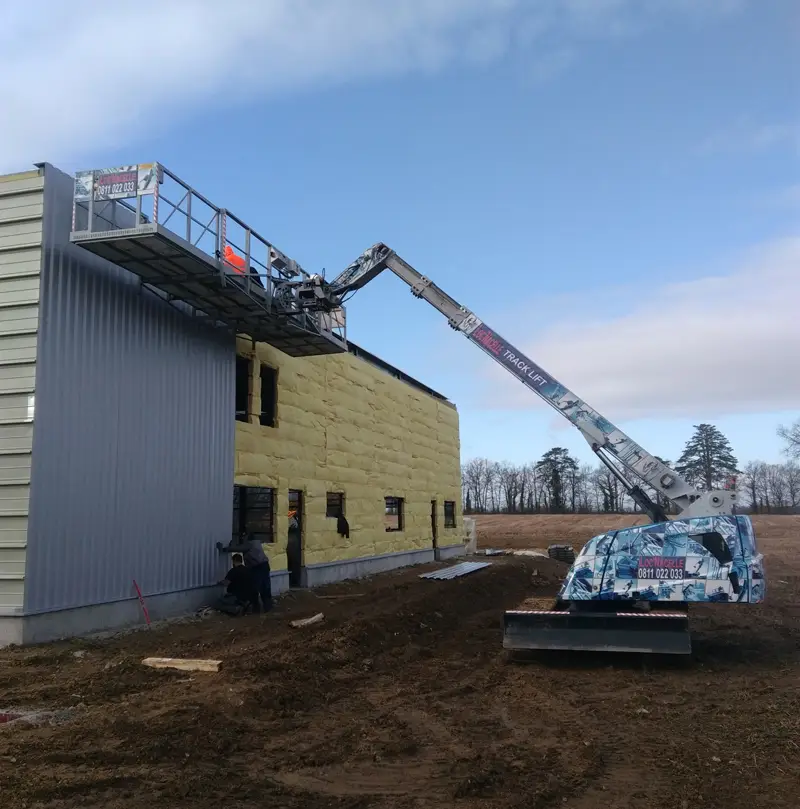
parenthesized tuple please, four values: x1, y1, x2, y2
(0, 162, 463, 646)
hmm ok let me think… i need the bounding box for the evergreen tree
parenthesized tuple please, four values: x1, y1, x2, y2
(675, 424, 739, 490)
(535, 447, 578, 513)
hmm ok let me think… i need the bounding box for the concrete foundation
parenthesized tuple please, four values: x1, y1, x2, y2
(304, 543, 466, 587)
(0, 585, 220, 647)
(0, 546, 466, 647)
(436, 543, 466, 562)
(271, 570, 290, 595)
(305, 547, 432, 587)
(0, 617, 23, 646)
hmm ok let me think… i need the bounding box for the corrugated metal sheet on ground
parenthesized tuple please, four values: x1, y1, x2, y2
(420, 561, 492, 580)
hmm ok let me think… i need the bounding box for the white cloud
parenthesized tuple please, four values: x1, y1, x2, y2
(759, 184, 800, 210)
(0, 0, 749, 174)
(482, 236, 800, 421)
(700, 119, 800, 155)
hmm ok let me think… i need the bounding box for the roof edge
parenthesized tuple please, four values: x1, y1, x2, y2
(346, 340, 453, 407)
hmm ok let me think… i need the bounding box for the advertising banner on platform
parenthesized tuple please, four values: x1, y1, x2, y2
(73, 163, 159, 202)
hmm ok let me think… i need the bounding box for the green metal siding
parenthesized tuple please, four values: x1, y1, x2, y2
(0, 168, 43, 614)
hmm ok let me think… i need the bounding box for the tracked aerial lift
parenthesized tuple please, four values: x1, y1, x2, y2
(70, 167, 766, 655)
(292, 244, 767, 655)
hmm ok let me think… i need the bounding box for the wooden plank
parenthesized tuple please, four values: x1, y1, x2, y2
(142, 657, 222, 673)
(289, 613, 324, 628)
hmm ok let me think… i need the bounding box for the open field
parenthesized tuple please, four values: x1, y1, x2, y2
(475, 512, 653, 549)
(1, 515, 797, 808)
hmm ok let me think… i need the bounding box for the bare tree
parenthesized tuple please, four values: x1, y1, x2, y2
(518, 462, 539, 513)
(461, 457, 497, 514)
(742, 461, 766, 513)
(766, 464, 788, 509)
(741, 460, 800, 514)
(496, 462, 522, 513)
(462, 438, 800, 516)
(575, 464, 595, 512)
(593, 467, 624, 513)
(785, 463, 800, 509)
(778, 420, 800, 459)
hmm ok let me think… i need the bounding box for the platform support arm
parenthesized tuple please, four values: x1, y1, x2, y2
(326, 243, 736, 520)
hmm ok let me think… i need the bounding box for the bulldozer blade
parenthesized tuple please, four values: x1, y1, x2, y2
(503, 609, 692, 655)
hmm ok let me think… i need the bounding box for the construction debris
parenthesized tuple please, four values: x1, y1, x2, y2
(142, 657, 222, 673)
(516, 596, 559, 611)
(313, 593, 365, 600)
(476, 548, 551, 558)
(420, 561, 492, 580)
(289, 613, 324, 628)
(0, 707, 80, 726)
(547, 544, 576, 564)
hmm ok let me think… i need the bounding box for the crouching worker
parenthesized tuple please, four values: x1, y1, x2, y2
(216, 553, 256, 616)
(216, 533, 273, 612)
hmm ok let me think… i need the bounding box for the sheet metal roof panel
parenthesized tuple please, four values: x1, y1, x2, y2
(420, 561, 491, 580)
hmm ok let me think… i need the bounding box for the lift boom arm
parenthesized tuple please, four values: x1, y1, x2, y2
(301, 242, 735, 522)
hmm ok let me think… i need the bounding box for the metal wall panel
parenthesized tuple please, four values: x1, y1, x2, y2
(0, 424, 33, 454)
(0, 451, 31, 483)
(0, 363, 36, 394)
(0, 282, 39, 309)
(0, 334, 37, 364)
(0, 247, 42, 279)
(0, 220, 42, 252)
(0, 169, 42, 614)
(0, 393, 34, 425)
(24, 164, 235, 614)
(0, 516, 28, 547)
(0, 547, 26, 576)
(0, 485, 30, 515)
(0, 579, 24, 610)
(0, 189, 44, 223)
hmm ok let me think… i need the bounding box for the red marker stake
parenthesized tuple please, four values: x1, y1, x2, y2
(133, 579, 151, 629)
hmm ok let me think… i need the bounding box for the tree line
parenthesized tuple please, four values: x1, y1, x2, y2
(462, 422, 800, 515)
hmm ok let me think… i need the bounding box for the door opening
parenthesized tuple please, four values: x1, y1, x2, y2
(431, 499, 439, 560)
(287, 490, 304, 588)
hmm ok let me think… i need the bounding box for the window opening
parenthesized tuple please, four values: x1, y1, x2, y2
(385, 496, 404, 532)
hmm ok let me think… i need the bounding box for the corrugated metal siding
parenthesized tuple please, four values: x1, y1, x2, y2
(419, 561, 491, 579)
(23, 164, 236, 615)
(0, 168, 43, 613)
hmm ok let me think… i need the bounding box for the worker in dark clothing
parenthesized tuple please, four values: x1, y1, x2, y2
(216, 553, 256, 616)
(217, 533, 273, 612)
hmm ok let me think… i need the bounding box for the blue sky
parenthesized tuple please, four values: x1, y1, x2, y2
(2, 0, 797, 469)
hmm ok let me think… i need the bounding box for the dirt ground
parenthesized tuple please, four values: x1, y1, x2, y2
(1, 515, 797, 809)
